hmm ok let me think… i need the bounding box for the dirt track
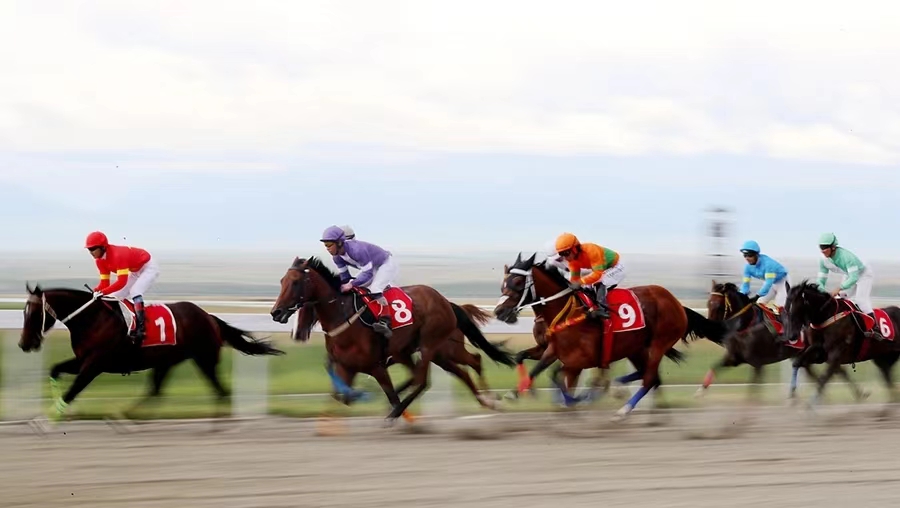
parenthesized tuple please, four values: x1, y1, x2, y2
(2, 405, 899, 508)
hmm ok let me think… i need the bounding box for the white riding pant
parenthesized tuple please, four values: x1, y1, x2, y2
(758, 276, 791, 307)
(595, 262, 626, 288)
(838, 267, 875, 314)
(363, 255, 399, 297)
(108, 257, 160, 301)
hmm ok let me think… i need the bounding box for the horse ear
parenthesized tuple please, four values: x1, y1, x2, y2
(711, 279, 717, 290)
(25, 282, 33, 294)
(525, 253, 536, 265)
(503, 264, 509, 274)
(514, 252, 522, 265)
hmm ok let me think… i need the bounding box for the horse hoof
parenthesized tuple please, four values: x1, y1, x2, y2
(28, 417, 49, 436)
(611, 405, 633, 423)
(859, 390, 871, 402)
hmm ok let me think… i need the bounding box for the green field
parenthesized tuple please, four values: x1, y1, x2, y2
(0, 328, 892, 421)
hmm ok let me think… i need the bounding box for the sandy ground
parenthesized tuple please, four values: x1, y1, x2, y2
(2, 404, 900, 508)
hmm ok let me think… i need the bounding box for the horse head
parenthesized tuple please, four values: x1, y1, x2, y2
(494, 252, 537, 324)
(784, 280, 830, 342)
(271, 256, 342, 324)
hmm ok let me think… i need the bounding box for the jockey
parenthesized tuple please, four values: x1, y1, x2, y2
(554, 232, 625, 319)
(85, 231, 160, 345)
(816, 233, 882, 339)
(738, 240, 790, 308)
(320, 225, 398, 338)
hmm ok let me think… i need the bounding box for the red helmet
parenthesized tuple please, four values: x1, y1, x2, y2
(85, 231, 109, 249)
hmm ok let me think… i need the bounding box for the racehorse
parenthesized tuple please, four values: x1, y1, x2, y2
(269, 257, 515, 423)
(698, 281, 814, 401)
(784, 281, 900, 408)
(493, 253, 728, 420)
(19, 284, 284, 420)
(292, 302, 502, 405)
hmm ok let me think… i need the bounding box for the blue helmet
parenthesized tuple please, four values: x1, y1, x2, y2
(740, 240, 760, 254)
(320, 225, 346, 243)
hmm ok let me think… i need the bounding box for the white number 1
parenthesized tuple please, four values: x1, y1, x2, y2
(155, 317, 166, 342)
(618, 303, 636, 327)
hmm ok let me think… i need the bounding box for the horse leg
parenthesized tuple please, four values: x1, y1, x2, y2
(124, 363, 175, 418)
(835, 365, 870, 402)
(747, 365, 764, 404)
(192, 354, 230, 418)
(368, 364, 406, 422)
(519, 343, 558, 395)
(387, 346, 438, 422)
(432, 355, 496, 410)
(613, 343, 666, 422)
(48, 357, 81, 401)
(54, 360, 103, 421)
(874, 356, 899, 418)
(809, 352, 843, 408)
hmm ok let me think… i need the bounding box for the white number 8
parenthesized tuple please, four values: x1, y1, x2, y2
(618, 303, 636, 327)
(879, 317, 891, 337)
(391, 300, 412, 323)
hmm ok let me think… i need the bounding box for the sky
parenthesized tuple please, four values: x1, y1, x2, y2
(2, 0, 900, 260)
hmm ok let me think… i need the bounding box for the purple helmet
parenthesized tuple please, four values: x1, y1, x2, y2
(320, 225, 346, 243)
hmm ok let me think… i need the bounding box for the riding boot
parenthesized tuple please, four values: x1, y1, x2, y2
(131, 302, 146, 347)
(370, 294, 393, 362)
(864, 312, 885, 341)
(589, 283, 611, 319)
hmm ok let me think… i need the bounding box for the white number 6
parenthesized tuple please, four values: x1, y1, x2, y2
(391, 300, 412, 323)
(618, 303, 636, 327)
(155, 317, 166, 342)
(879, 317, 891, 337)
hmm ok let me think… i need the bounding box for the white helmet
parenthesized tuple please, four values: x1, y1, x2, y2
(340, 225, 355, 240)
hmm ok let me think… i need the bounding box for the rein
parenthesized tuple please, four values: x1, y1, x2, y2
(29, 292, 101, 338)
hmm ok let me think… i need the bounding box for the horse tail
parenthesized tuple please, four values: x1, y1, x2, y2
(450, 302, 516, 366)
(682, 306, 727, 345)
(456, 303, 493, 326)
(665, 348, 687, 364)
(212, 315, 285, 356)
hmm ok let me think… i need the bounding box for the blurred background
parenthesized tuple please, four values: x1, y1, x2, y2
(2, 1, 900, 506)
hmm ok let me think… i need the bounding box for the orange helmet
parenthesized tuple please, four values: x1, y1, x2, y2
(555, 232, 580, 253)
(85, 231, 109, 249)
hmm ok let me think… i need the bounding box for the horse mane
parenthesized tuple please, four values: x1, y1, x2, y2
(299, 256, 343, 292)
(532, 258, 571, 289)
(713, 282, 741, 294)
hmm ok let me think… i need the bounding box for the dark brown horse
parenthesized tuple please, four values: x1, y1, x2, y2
(784, 281, 900, 408)
(269, 257, 515, 423)
(19, 284, 284, 420)
(293, 302, 501, 405)
(698, 281, 812, 401)
(493, 253, 727, 420)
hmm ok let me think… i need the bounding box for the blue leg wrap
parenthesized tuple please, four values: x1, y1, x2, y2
(626, 386, 650, 409)
(790, 366, 800, 393)
(616, 370, 643, 384)
(326, 362, 368, 402)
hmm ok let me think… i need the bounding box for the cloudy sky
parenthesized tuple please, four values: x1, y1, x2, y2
(2, 0, 899, 260)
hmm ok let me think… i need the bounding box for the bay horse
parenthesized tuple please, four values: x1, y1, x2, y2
(493, 253, 727, 420)
(19, 284, 284, 420)
(292, 302, 501, 405)
(269, 257, 515, 423)
(699, 281, 813, 401)
(784, 280, 900, 408)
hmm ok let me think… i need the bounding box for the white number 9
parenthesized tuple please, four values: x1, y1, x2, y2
(880, 317, 891, 337)
(618, 303, 636, 327)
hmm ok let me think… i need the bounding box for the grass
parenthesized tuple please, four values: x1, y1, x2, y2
(1, 328, 893, 421)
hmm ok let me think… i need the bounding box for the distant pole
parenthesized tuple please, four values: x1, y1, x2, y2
(703, 206, 734, 281)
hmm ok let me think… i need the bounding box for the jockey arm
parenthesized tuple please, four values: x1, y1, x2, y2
(739, 264, 753, 294)
(755, 257, 779, 297)
(350, 262, 376, 287)
(99, 269, 130, 295)
(94, 258, 112, 292)
(816, 259, 829, 291)
(332, 256, 353, 284)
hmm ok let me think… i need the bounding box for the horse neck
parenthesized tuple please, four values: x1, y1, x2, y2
(530, 269, 572, 320)
(308, 277, 350, 332)
(725, 291, 755, 327)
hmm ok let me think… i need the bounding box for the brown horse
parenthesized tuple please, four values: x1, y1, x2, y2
(494, 253, 727, 420)
(292, 303, 500, 404)
(19, 284, 284, 421)
(270, 257, 515, 423)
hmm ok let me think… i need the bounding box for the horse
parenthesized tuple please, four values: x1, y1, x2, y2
(784, 280, 900, 408)
(269, 257, 515, 423)
(697, 281, 818, 401)
(19, 284, 284, 420)
(292, 302, 501, 405)
(493, 253, 728, 420)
